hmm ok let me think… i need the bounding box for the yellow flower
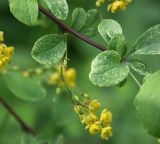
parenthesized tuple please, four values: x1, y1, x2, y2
(74, 105, 83, 114)
(65, 68, 76, 79)
(89, 112, 98, 122)
(101, 126, 112, 140)
(89, 99, 101, 111)
(89, 124, 101, 135)
(81, 114, 92, 126)
(3, 46, 14, 56)
(0, 46, 14, 69)
(48, 66, 76, 88)
(64, 68, 76, 88)
(0, 31, 4, 42)
(48, 72, 60, 85)
(107, 0, 131, 13)
(96, 0, 132, 13)
(100, 109, 112, 125)
(74, 95, 112, 140)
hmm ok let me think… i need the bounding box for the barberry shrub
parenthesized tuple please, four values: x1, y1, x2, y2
(0, 0, 160, 143)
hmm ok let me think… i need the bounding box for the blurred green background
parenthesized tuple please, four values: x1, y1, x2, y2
(0, 0, 160, 144)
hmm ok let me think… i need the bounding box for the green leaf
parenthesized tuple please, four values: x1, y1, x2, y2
(98, 19, 123, 44)
(132, 43, 160, 55)
(89, 50, 129, 87)
(8, 0, 38, 26)
(128, 60, 150, 76)
(71, 8, 87, 31)
(131, 24, 160, 56)
(32, 34, 67, 65)
(108, 35, 127, 56)
(3, 72, 46, 102)
(80, 9, 103, 37)
(43, 0, 69, 20)
(135, 70, 160, 138)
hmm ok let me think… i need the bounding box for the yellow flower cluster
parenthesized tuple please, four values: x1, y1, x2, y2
(48, 66, 76, 88)
(0, 31, 14, 69)
(74, 99, 112, 140)
(108, 0, 132, 13)
(96, 0, 132, 13)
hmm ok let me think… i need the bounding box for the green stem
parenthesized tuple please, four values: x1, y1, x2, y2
(129, 72, 141, 87)
(60, 66, 75, 102)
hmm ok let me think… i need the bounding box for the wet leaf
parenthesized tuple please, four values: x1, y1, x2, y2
(89, 50, 129, 87)
(32, 34, 67, 65)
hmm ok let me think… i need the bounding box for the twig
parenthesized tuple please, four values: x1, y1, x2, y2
(0, 96, 36, 136)
(39, 5, 107, 51)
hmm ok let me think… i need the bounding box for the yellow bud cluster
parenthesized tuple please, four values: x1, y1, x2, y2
(22, 67, 43, 77)
(0, 31, 14, 70)
(49, 72, 59, 85)
(96, 0, 132, 13)
(74, 98, 112, 140)
(48, 66, 76, 90)
(64, 68, 76, 88)
(108, 0, 132, 13)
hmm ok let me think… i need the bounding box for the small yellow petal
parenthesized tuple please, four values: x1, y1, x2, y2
(74, 105, 83, 114)
(89, 99, 101, 111)
(89, 124, 101, 135)
(101, 126, 112, 140)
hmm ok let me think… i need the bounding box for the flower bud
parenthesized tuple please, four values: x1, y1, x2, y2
(56, 87, 61, 95)
(101, 127, 112, 140)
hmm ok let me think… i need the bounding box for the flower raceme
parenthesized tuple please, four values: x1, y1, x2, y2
(0, 31, 14, 69)
(48, 65, 76, 88)
(96, 0, 132, 13)
(74, 98, 112, 140)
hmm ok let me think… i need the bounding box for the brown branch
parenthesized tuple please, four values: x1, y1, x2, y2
(39, 5, 107, 52)
(0, 96, 36, 136)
